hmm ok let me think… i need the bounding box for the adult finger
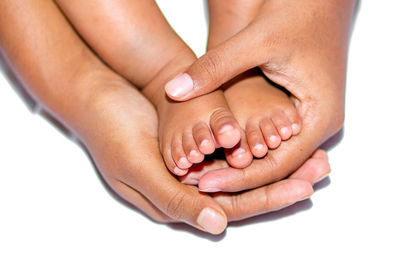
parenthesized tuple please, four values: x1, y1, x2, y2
(120, 161, 229, 235)
(111, 180, 174, 223)
(198, 125, 323, 192)
(213, 149, 330, 221)
(164, 23, 265, 101)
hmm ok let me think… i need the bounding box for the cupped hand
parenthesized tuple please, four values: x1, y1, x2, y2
(165, 0, 355, 192)
(76, 75, 330, 234)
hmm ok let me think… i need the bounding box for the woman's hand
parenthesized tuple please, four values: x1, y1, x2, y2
(0, 0, 331, 235)
(77, 79, 330, 232)
(164, 0, 356, 192)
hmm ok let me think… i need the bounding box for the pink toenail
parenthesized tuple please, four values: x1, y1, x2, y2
(218, 124, 234, 134)
(291, 123, 300, 134)
(178, 157, 189, 165)
(254, 143, 264, 151)
(200, 139, 210, 147)
(173, 167, 186, 175)
(232, 147, 246, 157)
(269, 135, 279, 143)
(189, 150, 200, 158)
(280, 127, 289, 135)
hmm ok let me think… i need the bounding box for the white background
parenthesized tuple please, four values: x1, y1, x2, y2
(1, 1, 399, 266)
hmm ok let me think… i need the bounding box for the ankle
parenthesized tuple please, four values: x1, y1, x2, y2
(142, 50, 197, 108)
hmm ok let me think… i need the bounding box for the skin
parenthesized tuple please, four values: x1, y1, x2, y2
(55, 0, 245, 175)
(0, 0, 331, 235)
(207, 0, 303, 167)
(165, 0, 356, 192)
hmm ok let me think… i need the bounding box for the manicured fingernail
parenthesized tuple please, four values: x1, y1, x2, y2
(197, 207, 226, 235)
(199, 187, 221, 193)
(165, 73, 193, 99)
(314, 172, 330, 184)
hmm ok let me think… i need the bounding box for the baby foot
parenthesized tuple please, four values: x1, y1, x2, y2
(224, 69, 302, 160)
(159, 90, 242, 176)
(144, 60, 242, 176)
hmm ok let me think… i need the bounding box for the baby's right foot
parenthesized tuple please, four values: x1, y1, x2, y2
(144, 59, 242, 176)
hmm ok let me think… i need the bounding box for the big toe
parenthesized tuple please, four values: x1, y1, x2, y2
(224, 132, 253, 169)
(210, 108, 241, 149)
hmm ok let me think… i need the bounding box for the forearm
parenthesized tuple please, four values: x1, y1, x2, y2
(0, 0, 115, 136)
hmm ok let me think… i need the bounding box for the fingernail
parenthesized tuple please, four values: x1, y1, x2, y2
(165, 73, 193, 99)
(314, 172, 330, 184)
(299, 193, 313, 201)
(197, 207, 226, 235)
(199, 187, 221, 193)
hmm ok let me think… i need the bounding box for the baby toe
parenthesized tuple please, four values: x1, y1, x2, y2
(192, 122, 216, 155)
(162, 142, 188, 176)
(209, 107, 241, 149)
(246, 121, 268, 158)
(171, 137, 192, 170)
(260, 118, 282, 149)
(224, 131, 253, 169)
(284, 108, 302, 136)
(182, 131, 204, 164)
(271, 111, 293, 140)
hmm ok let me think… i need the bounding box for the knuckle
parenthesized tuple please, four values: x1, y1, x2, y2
(165, 190, 190, 221)
(229, 194, 244, 220)
(197, 52, 222, 84)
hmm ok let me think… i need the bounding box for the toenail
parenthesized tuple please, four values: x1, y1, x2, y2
(269, 135, 279, 143)
(291, 123, 300, 134)
(280, 127, 289, 135)
(200, 139, 210, 147)
(218, 124, 234, 134)
(178, 157, 189, 165)
(189, 150, 200, 158)
(173, 167, 186, 175)
(232, 147, 246, 157)
(254, 143, 264, 151)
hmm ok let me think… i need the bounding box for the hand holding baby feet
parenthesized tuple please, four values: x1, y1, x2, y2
(144, 57, 242, 176)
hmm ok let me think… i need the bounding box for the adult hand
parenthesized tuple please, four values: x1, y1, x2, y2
(77, 81, 330, 231)
(0, 0, 331, 235)
(165, 0, 355, 192)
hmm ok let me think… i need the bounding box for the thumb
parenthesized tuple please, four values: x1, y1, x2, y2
(165, 26, 262, 101)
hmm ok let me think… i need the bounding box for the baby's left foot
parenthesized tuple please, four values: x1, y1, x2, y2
(224, 70, 302, 159)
